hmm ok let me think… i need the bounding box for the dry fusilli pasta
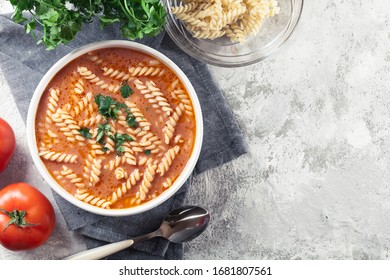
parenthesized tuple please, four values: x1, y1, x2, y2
(171, 0, 280, 42)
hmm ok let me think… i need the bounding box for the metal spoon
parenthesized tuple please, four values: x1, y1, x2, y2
(64, 206, 210, 260)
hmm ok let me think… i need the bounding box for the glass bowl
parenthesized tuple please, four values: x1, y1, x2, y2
(163, 0, 304, 67)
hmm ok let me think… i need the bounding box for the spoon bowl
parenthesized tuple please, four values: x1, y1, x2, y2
(64, 206, 210, 260)
(160, 206, 210, 243)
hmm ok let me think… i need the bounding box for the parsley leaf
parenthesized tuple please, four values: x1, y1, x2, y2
(115, 133, 134, 143)
(113, 133, 134, 155)
(96, 123, 111, 144)
(144, 149, 151, 155)
(120, 82, 133, 98)
(95, 94, 126, 120)
(116, 145, 125, 155)
(126, 114, 137, 128)
(94, 94, 137, 129)
(95, 94, 117, 119)
(78, 127, 92, 139)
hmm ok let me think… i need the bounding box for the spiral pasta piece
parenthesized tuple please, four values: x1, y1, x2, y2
(225, 22, 246, 42)
(128, 66, 165, 77)
(162, 177, 174, 189)
(162, 103, 185, 144)
(133, 79, 173, 116)
(172, 89, 193, 116)
(145, 81, 174, 116)
(102, 67, 131, 81)
(157, 146, 180, 176)
(39, 149, 78, 163)
(115, 167, 128, 180)
(83, 154, 102, 187)
(60, 165, 85, 188)
(171, 2, 198, 14)
(51, 108, 85, 143)
(122, 142, 137, 165)
(74, 78, 84, 94)
(104, 135, 116, 153)
(78, 66, 120, 93)
(110, 169, 142, 204)
(71, 92, 94, 118)
(87, 52, 104, 65)
(105, 156, 126, 171)
(171, 0, 280, 43)
(46, 88, 59, 124)
(137, 164, 157, 201)
(78, 114, 103, 127)
(89, 158, 102, 187)
(75, 189, 111, 209)
(124, 101, 152, 131)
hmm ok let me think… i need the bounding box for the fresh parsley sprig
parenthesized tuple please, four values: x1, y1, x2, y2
(120, 82, 133, 98)
(94, 94, 138, 128)
(113, 133, 134, 155)
(8, 0, 166, 50)
(94, 94, 126, 120)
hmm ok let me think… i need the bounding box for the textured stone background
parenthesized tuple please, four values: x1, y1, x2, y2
(2, 0, 390, 259)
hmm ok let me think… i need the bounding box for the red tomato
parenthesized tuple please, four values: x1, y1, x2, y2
(0, 118, 16, 172)
(0, 183, 56, 251)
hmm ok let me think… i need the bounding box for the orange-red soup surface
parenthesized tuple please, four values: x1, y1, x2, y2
(35, 48, 196, 209)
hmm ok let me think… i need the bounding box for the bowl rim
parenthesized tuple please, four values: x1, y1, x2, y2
(26, 40, 204, 217)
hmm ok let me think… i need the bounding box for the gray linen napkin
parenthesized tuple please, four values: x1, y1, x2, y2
(0, 14, 247, 259)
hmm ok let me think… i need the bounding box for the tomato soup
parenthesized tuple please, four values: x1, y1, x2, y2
(35, 48, 196, 209)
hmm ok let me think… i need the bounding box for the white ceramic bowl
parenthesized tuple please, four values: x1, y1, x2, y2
(27, 40, 203, 217)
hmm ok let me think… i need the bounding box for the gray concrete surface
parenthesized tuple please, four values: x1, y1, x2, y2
(2, 0, 390, 259)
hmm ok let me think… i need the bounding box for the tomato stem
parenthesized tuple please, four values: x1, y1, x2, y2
(0, 208, 39, 231)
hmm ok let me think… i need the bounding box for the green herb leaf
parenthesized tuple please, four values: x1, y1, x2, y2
(95, 94, 116, 119)
(94, 94, 126, 120)
(144, 149, 151, 155)
(120, 83, 133, 98)
(115, 133, 134, 143)
(96, 131, 105, 144)
(126, 114, 137, 128)
(113, 133, 134, 155)
(96, 123, 111, 144)
(102, 146, 109, 152)
(78, 127, 92, 139)
(116, 145, 125, 155)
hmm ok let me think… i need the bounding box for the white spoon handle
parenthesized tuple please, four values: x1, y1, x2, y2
(64, 239, 134, 260)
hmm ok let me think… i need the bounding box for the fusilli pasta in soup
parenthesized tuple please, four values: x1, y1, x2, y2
(35, 48, 196, 209)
